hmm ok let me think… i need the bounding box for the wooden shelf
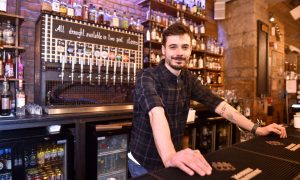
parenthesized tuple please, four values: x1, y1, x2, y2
(138, 0, 207, 23)
(0, 45, 25, 52)
(0, 78, 23, 82)
(188, 67, 222, 72)
(0, 12, 24, 25)
(142, 20, 166, 29)
(192, 49, 224, 57)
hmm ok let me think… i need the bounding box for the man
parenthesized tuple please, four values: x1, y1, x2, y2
(128, 22, 287, 177)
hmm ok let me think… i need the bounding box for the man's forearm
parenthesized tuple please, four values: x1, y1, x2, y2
(215, 101, 255, 131)
(149, 107, 177, 167)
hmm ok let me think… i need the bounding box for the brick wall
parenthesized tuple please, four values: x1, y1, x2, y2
(8, 0, 145, 103)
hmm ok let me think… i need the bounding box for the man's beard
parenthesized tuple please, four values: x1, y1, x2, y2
(166, 56, 187, 70)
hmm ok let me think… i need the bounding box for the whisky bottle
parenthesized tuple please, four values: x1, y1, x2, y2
(16, 80, 26, 116)
(1, 77, 11, 116)
(82, 0, 88, 22)
(111, 10, 119, 28)
(66, 0, 74, 18)
(4, 52, 14, 78)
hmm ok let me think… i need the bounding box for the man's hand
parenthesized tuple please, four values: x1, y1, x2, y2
(256, 123, 287, 138)
(164, 148, 212, 176)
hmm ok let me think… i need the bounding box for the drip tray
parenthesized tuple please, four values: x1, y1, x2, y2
(132, 147, 300, 180)
(44, 104, 133, 114)
(234, 135, 300, 164)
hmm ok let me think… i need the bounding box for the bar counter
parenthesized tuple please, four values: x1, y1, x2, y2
(132, 127, 300, 180)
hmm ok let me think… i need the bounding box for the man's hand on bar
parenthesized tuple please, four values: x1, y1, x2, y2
(165, 148, 212, 176)
(256, 123, 287, 138)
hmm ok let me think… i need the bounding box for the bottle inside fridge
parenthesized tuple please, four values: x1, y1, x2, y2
(86, 122, 131, 180)
(0, 127, 73, 180)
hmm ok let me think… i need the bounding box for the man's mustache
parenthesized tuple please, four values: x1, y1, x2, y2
(171, 56, 187, 60)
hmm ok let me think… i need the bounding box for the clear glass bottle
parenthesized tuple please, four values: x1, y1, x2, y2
(103, 9, 111, 26)
(16, 80, 26, 116)
(88, 4, 96, 23)
(3, 21, 14, 46)
(18, 55, 24, 79)
(0, 0, 7, 12)
(111, 10, 119, 28)
(52, 0, 60, 16)
(66, 0, 74, 18)
(74, 2, 82, 20)
(128, 16, 136, 31)
(1, 77, 11, 116)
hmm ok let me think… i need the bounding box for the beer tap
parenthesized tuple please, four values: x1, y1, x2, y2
(79, 58, 84, 85)
(133, 62, 137, 83)
(57, 40, 65, 84)
(58, 56, 66, 84)
(94, 46, 102, 85)
(113, 60, 117, 86)
(88, 58, 94, 84)
(127, 61, 131, 85)
(67, 41, 75, 84)
(105, 58, 109, 85)
(77, 43, 84, 84)
(120, 61, 124, 85)
(85, 45, 93, 84)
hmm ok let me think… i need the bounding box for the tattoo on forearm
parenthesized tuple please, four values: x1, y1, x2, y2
(220, 104, 227, 116)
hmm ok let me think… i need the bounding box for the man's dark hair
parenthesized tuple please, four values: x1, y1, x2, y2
(162, 22, 193, 46)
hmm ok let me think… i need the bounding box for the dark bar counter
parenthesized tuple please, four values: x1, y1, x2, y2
(132, 127, 300, 180)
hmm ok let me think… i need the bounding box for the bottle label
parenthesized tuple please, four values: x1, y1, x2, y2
(16, 97, 25, 108)
(1, 97, 11, 110)
(52, 2, 60, 12)
(0, 0, 7, 12)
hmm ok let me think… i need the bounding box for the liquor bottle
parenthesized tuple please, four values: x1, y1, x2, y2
(198, 56, 204, 68)
(200, 37, 205, 50)
(181, 0, 186, 12)
(136, 18, 144, 32)
(18, 55, 24, 79)
(28, 148, 37, 168)
(128, 16, 136, 31)
(146, 28, 150, 41)
(1, 77, 11, 116)
(103, 9, 111, 26)
(4, 148, 11, 170)
(59, 0, 67, 17)
(121, 12, 129, 30)
(88, 4, 96, 23)
(0, 149, 5, 172)
(4, 52, 14, 78)
(197, 1, 202, 16)
(0, 52, 3, 78)
(3, 20, 14, 46)
(97, 7, 104, 25)
(37, 146, 45, 166)
(200, 21, 205, 34)
(16, 80, 26, 116)
(73, 2, 82, 20)
(52, 0, 60, 16)
(81, 0, 88, 22)
(111, 10, 119, 28)
(192, 0, 197, 14)
(151, 25, 156, 41)
(57, 145, 64, 160)
(66, 0, 74, 18)
(0, 0, 7, 12)
(0, 23, 3, 47)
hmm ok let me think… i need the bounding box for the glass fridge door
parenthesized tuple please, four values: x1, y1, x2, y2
(97, 134, 127, 180)
(24, 139, 67, 180)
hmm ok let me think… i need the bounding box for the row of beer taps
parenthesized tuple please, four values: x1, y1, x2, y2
(49, 40, 140, 85)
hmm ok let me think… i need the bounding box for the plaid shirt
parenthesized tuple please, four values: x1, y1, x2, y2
(130, 60, 223, 171)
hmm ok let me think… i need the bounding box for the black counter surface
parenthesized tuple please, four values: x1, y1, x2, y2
(131, 127, 300, 180)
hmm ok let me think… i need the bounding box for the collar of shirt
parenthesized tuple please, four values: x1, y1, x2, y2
(158, 59, 185, 84)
